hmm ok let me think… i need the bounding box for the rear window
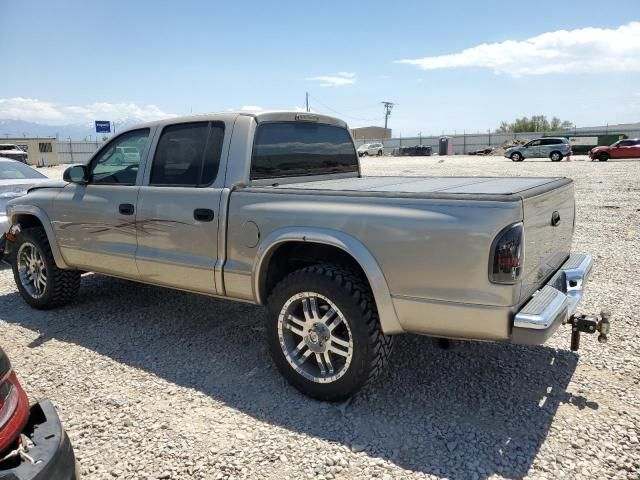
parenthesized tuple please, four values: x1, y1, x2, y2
(251, 122, 358, 180)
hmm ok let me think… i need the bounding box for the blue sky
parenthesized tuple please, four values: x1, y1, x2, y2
(1, 0, 639, 136)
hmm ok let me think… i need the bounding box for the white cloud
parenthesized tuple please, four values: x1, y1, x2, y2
(0, 97, 175, 124)
(396, 22, 640, 77)
(240, 105, 263, 112)
(0, 97, 66, 122)
(306, 72, 356, 87)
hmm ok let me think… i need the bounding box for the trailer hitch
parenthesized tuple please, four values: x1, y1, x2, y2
(565, 310, 611, 351)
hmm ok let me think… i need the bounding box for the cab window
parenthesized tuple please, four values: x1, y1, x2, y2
(89, 129, 150, 185)
(150, 121, 225, 186)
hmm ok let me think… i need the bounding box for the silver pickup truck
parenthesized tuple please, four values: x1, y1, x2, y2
(1, 112, 609, 400)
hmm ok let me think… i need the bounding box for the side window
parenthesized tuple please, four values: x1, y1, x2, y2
(90, 129, 150, 185)
(528, 140, 541, 146)
(618, 140, 633, 147)
(541, 139, 558, 146)
(150, 121, 224, 186)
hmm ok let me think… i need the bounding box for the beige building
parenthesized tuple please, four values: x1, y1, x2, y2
(350, 126, 392, 141)
(2, 137, 60, 166)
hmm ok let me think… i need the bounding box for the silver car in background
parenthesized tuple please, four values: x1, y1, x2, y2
(357, 142, 384, 156)
(0, 158, 49, 234)
(0, 144, 28, 163)
(505, 137, 572, 162)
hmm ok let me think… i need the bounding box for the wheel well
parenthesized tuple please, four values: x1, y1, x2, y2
(260, 242, 371, 303)
(12, 214, 44, 230)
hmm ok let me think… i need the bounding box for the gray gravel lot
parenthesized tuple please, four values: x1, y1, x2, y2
(1, 155, 639, 479)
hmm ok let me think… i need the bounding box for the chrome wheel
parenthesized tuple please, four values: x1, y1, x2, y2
(551, 152, 561, 161)
(277, 292, 353, 384)
(17, 242, 47, 299)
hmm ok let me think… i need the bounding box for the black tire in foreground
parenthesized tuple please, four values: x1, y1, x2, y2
(510, 152, 523, 162)
(266, 263, 393, 401)
(598, 152, 609, 162)
(11, 227, 80, 309)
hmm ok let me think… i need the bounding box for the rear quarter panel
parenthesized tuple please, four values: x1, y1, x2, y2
(224, 190, 524, 311)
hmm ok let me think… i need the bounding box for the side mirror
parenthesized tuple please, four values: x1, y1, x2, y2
(63, 165, 88, 184)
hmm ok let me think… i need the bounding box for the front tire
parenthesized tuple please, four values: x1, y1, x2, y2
(598, 152, 609, 162)
(377, 150, 383, 156)
(266, 264, 392, 401)
(11, 227, 81, 309)
(510, 152, 523, 162)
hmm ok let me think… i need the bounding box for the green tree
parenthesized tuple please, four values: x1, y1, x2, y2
(496, 115, 573, 133)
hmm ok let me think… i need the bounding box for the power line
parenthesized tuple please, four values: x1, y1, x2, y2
(306, 93, 379, 123)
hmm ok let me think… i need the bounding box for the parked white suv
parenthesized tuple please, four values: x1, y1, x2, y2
(357, 143, 384, 157)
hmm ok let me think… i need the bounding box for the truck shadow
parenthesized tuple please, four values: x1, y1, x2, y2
(0, 274, 592, 480)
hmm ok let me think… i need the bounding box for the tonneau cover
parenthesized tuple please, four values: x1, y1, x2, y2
(265, 176, 571, 199)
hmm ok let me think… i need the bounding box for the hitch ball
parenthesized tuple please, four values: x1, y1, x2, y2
(597, 310, 611, 343)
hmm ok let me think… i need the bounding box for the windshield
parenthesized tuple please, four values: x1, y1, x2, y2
(0, 145, 18, 151)
(0, 161, 46, 180)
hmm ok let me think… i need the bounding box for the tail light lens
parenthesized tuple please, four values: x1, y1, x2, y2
(0, 372, 29, 454)
(489, 223, 524, 284)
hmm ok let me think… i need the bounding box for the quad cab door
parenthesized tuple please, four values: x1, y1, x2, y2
(523, 139, 541, 158)
(617, 139, 640, 159)
(50, 128, 153, 278)
(135, 121, 228, 295)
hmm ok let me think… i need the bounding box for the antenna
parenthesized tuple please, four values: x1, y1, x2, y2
(306, 92, 310, 112)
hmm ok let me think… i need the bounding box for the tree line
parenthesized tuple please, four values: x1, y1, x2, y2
(497, 115, 573, 133)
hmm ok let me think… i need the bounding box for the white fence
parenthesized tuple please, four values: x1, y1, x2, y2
(56, 140, 103, 164)
(354, 126, 640, 155)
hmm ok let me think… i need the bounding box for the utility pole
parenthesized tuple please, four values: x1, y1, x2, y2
(381, 101, 394, 130)
(305, 92, 310, 112)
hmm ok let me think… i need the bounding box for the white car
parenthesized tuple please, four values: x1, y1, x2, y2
(0, 144, 28, 163)
(0, 158, 49, 235)
(357, 142, 384, 157)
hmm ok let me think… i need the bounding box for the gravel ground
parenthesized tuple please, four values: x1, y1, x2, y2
(1, 155, 639, 479)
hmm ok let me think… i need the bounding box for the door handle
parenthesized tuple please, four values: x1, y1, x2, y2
(194, 208, 215, 222)
(119, 203, 135, 215)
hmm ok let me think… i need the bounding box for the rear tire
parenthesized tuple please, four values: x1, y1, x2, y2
(550, 152, 563, 162)
(598, 152, 609, 162)
(377, 150, 383, 156)
(510, 152, 523, 162)
(11, 227, 80, 310)
(266, 263, 392, 401)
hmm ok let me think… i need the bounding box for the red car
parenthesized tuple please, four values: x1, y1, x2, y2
(0, 346, 78, 479)
(589, 138, 640, 161)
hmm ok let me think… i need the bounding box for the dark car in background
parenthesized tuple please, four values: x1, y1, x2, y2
(589, 138, 640, 161)
(0, 346, 78, 479)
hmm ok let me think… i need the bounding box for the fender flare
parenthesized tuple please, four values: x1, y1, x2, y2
(252, 227, 404, 334)
(7, 205, 70, 269)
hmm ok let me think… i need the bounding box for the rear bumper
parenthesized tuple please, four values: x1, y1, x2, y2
(0, 401, 79, 480)
(511, 254, 592, 345)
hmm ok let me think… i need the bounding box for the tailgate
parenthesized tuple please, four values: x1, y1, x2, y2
(520, 182, 574, 302)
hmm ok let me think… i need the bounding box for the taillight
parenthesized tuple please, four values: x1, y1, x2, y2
(0, 372, 29, 454)
(489, 223, 524, 284)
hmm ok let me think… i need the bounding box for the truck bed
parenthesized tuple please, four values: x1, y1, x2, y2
(241, 174, 575, 317)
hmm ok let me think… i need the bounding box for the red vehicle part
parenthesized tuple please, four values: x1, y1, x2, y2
(0, 370, 30, 455)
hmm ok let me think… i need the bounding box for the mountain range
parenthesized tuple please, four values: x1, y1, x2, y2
(0, 119, 139, 141)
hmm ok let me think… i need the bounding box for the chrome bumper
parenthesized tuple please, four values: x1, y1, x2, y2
(511, 254, 592, 345)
